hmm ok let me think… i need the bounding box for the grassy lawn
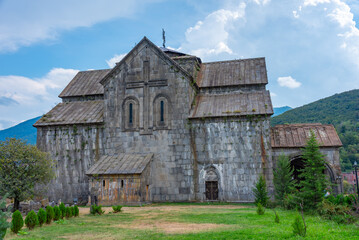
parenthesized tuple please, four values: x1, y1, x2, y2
(5, 203, 359, 240)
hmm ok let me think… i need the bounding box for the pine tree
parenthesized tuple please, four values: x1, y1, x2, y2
(297, 131, 329, 211)
(37, 208, 47, 226)
(253, 175, 269, 206)
(273, 154, 294, 205)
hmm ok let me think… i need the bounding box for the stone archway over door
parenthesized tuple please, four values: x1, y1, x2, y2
(290, 156, 337, 193)
(205, 169, 218, 200)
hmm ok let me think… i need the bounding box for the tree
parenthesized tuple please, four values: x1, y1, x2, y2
(273, 154, 294, 205)
(0, 138, 54, 211)
(297, 131, 329, 211)
(0, 195, 11, 238)
(253, 175, 269, 206)
(10, 210, 23, 234)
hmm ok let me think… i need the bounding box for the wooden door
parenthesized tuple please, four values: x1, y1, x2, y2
(205, 181, 218, 200)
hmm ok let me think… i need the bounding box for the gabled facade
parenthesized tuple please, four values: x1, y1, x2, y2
(34, 37, 342, 205)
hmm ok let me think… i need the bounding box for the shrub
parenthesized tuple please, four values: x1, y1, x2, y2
(46, 206, 54, 224)
(325, 194, 356, 207)
(10, 210, 23, 234)
(90, 204, 104, 215)
(25, 210, 38, 230)
(253, 175, 269, 207)
(59, 203, 66, 219)
(318, 200, 357, 224)
(283, 193, 300, 210)
(53, 206, 61, 221)
(71, 206, 75, 216)
(292, 215, 306, 237)
(112, 205, 122, 213)
(74, 205, 79, 217)
(274, 210, 280, 223)
(65, 207, 72, 218)
(0, 195, 11, 238)
(273, 154, 294, 206)
(256, 203, 265, 215)
(37, 208, 47, 226)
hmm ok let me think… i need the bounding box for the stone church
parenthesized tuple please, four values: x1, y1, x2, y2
(34, 37, 343, 205)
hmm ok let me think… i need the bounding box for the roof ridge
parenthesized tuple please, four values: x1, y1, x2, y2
(203, 57, 265, 64)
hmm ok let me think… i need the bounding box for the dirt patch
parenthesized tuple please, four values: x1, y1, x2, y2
(122, 221, 231, 234)
(78, 204, 243, 234)
(78, 204, 247, 216)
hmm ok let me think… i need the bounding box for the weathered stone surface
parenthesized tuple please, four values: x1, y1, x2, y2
(34, 36, 342, 205)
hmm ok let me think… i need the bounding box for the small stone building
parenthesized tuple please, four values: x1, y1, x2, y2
(271, 124, 343, 193)
(86, 154, 152, 205)
(34, 36, 343, 205)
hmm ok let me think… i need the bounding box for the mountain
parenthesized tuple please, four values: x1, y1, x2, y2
(0, 116, 41, 145)
(271, 89, 359, 172)
(273, 106, 292, 117)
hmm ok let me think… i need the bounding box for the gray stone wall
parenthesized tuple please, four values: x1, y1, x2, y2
(189, 117, 273, 202)
(101, 41, 197, 202)
(36, 124, 105, 204)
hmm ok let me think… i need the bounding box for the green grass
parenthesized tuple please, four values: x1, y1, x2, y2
(5, 204, 359, 240)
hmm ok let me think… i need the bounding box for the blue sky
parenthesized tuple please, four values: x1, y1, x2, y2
(1, 0, 359, 129)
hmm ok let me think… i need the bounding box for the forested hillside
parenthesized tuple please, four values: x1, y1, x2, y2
(271, 89, 359, 172)
(0, 116, 40, 145)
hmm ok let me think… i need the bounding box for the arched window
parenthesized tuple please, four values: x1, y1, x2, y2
(153, 94, 171, 129)
(123, 97, 139, 130)
(129, 103, 133, 125)
(160, 100, 164, 123)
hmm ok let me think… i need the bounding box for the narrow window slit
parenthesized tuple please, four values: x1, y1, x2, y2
(160, 100, 164, 123)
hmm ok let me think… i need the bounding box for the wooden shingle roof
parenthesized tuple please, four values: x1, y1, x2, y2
(86, 154, 153, 175)
(271, 124, 342, 148)
(189, 91, 273, 119)
(196, 58, 267, 88)
(33, 100, 103, 126)
(59, 69, 110, 98)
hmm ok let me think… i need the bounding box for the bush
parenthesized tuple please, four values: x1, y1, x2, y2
(10, 210, 23, 234)
(325, 194, 356, 207)
(283, 193, 300, 210)
(25, 210, 38, 230)
(273, 154, 294, 206)
(65, 207, 72, 218)
(53, 206, 61, 221)
(71, 206, 75, 216)
(0, 195, 11, 238)
(59, 203, 66, 219)
(46, 206, 54, 224)
(112, 205, 122, 213)
(253, 175, 269, 207)
(74, 205, 79, 217)
(274, 210, 280, 223)
(90, 204, 104, 215)
(318, 200, 357, 224)
(292, 215, 306, 237)
(37, 208, 47, 226)
(256, 203, 265, 215)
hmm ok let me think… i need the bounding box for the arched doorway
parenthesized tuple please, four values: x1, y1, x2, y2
(290, 156, 336, 192)
(205, 168, 219, 201)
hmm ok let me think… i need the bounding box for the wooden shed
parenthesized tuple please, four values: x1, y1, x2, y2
(86, 153, 153, 205)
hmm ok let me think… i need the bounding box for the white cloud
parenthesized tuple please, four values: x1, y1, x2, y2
(270, 92, 277, 97)
(106, 54, 127, 68)
(277, 76, 301, 89)
(303, 0, 330, 7)
(180, 3, 246, 59)
(0, 68, 78, 105)
(0, 0, 159, 52)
